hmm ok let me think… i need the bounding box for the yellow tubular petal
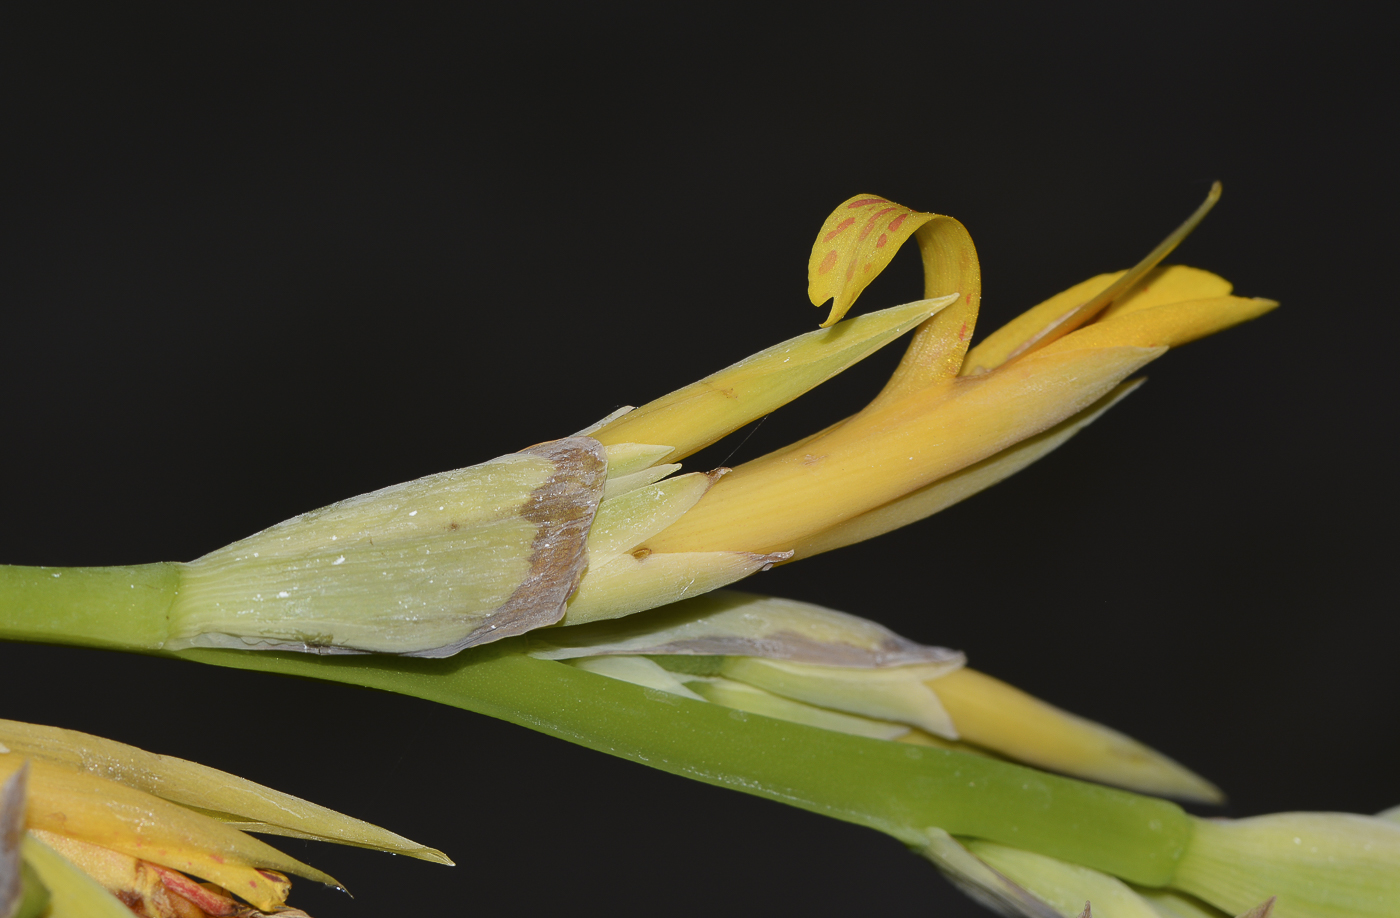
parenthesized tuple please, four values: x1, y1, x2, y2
(964, 266, 1235, 376)
(20, 835, 133, 918)
(872, 214, 983, 402)
(930, 669, 1223, 803)
(592, 296, 955, 462)
(999, 182, 1222, 365)
(0, 757, 336, 912)
(1039, 297, 1280, 354)
(647, 345, 1165, 555)
(808, 195, 936, 326)
(560, 550, 790, 626)
(0, 719, 450, 865)
(788, 379, 1144, 561)
(966, 840, 1165, 918)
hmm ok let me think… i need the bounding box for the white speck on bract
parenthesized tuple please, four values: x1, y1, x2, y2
(51, 572, 61, 578)
(409, 510, 418, 516)
(332, 556, 346, 565)
(277, 591, 290, 598)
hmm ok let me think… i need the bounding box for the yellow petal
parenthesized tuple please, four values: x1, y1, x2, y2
(0, 756, 335, 912)
(1098, 265, 1234, 321)
(788, 379, 1143, 561)
(808, 195, 936, 326)
(0, 719, 450, 864)
(592, 296, 954, 462)
(648, 345, 1165, 554)
(963, 265, 1234, 375)
(871, 213, 983, 402)
(929, 669, 1223, 803)
(993, 182, 1222, 365)
(1039, 296, 1279, 354)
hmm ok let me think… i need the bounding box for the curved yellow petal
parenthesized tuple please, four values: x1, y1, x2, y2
(808, 195, 935, 326)
(872, 213, 983, 402)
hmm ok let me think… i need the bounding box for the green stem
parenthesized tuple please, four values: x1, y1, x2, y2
(0, 564, 177, 651)
(1, 564, 1193, 886)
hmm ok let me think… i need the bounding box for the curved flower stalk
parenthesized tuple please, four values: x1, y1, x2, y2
(530, 590, 1222, 803)
(0, 720, 449, 917)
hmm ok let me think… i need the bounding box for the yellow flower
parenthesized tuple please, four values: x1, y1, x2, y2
(612, 184, 1276, 559)
(0, 719, 449, 917)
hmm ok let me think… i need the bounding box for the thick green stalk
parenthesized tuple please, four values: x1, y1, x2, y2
(0, 564, 177, 651)
(178, 645, 1193, 886)
(0, 565, 1193, 885)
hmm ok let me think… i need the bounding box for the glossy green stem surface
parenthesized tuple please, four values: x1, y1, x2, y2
(0, 564, 177, 651)
(180, 644, 1193, 886)
(1, 563, 1193, 886)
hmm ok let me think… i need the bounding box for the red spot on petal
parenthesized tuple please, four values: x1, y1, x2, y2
(888, 213, 909, 232)
(858, 207, 897, 242)
(823, 217, 856, 242)
(863, 263, 872, 274)
(845, 261, 856, 280)
(211, 855, 225, 864)
(818, 250, 838, 275)
(847, 197, 890, 209)
(958, 321, 968, 341)
(876, 233, 888, 248)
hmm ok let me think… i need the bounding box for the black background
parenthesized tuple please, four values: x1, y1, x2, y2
(1, 5, 1394, 916)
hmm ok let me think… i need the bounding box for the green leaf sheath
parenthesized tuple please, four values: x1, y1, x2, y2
(0, 564, 1193, 886)
(0, 564, 177, 651)
(179, 645, 1194, 886)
